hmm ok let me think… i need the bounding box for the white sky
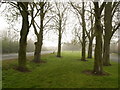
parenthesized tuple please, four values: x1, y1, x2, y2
(0, 2, 119, 48)
(0, 3, 79, 47)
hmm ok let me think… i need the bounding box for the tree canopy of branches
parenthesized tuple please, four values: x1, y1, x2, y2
(70, 2, 87, 61)
(30, 1, 52, 63)
(52, 2, 68, 57)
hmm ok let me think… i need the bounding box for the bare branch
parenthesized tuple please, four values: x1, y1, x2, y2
(43, 16, 55, 28)
(112, 2, 120, 17)
(70, 2, 82, 16)
(111, 22, 120, 38)
(100, 2, 106, 14)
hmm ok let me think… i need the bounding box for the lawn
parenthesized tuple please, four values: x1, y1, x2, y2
(2, 51, 119, 88)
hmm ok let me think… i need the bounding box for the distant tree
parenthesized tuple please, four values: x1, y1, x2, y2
(2, 30, 19, 54)
(70, 2, 87, 61)
(85, 3, 95, 58)
(27, 39, 34, 52)
(62, 42, 81, 51)
(52, 2, 68, 57)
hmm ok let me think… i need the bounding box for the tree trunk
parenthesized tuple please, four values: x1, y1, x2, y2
(18, 39, 27, 70)
(93, 2, 103, 74)
(33, 41, 41, 62)
(57, 15, 62, 57)
(81, 2, 86, 61)
(87, 40, 93, 58)
(94, 30, 103, 74)
(103, 2, 112, 66)
(18, 2, 29, 71)
(57, 28, 62, 57)
(103, 37, 111, 66)
(33, 37, 43, 63)
(33, 2, 44, 62)
(81, 41, 86, 61)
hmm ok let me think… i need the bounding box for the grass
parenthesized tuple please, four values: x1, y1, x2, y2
(2, 51, 119, 88)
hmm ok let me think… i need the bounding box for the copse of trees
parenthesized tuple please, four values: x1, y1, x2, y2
(2, 36, 18, 53)
(1, 0, 120, 75)
(2, 37, 36, 54)
(62, 42, 81, 51)
(2, 30, 35, 54)
(70, 2, 95, 60)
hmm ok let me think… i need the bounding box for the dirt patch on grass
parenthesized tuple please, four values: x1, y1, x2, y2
(82, 70, 110, 76)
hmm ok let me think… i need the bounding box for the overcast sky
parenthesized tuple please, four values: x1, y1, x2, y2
(0, 2, 119, 48)
(0, 2, 79, 47)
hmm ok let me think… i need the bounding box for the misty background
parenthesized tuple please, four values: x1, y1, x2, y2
(0, 2, 119, 54)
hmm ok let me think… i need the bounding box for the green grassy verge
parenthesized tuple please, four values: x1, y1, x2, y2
(2, 51, 119, 88)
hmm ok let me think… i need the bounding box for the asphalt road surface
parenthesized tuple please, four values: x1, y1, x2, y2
(2, 51, 53, 60)
(110, 53, 120, 63)
(1, 51, 120, 63)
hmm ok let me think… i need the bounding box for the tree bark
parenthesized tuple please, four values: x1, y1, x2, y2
(87, 40, 93, 58)
(33, 35, 43, 62)
(33, 4, 44, 62)
(103, 2, 112, 66)
(103, 37, 111, 66)
(18, 2, 29, 70)
(93, 2, 103, 74)
(81, 2, 86, 61)
(33, 41, 41, 62)
(57, 32, 62, 57)
(57, 19, 62, 57)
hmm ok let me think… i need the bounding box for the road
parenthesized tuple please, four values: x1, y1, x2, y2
(92, 52, 119, 63)
(110, 53, 120, 63)
(2, 51, 53, 60)
(1, 51, 120, 63)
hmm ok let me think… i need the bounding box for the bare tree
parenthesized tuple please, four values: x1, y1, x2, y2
(103, 2, 120, 66)
(3, 2, 31, 71)
(52, 2, 68, 57)
(30, 1, 52, 62)
(17, 2, 30, 71)
(93, 1, 106, 74)
(70, 2, 87, 61)
(85, 3, 95, 58)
